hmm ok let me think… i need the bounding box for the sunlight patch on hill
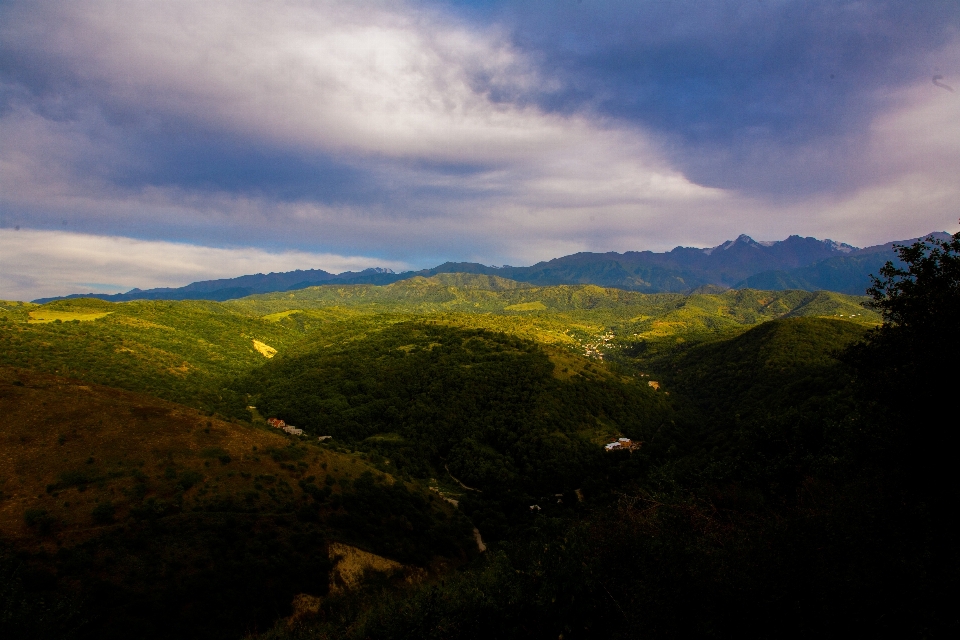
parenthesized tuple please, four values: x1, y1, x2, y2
(328, 542, 415, 593)
(28, 310, 112, 323)
(504, 301, 547, 311)
(262, 309, 302, 322)
(253, 339, 277, 358)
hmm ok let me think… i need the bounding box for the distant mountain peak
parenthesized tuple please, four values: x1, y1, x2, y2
(824, 239, 856, 253)
(702, 234, 759, 254)
(701, 234, 858, 256)
(33, 231, 942, 304)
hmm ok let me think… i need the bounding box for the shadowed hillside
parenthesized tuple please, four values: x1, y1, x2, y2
(0, 366, 473, 640)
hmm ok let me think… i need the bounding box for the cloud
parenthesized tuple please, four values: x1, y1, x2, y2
(459, 0, 960, 196)
(0, 0, 722, 260)
(0, 0, 958, 295)
(0, 229, 410, 302)
(2, 0, 557, 163)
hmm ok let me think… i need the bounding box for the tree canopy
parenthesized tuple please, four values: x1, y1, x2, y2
(845, 230, 960, 499)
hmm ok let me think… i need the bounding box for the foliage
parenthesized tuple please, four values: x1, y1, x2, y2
(0, 280, 877, 426)
(0, 366, 472, 640)
(8, 277, 941, 640)
(243, 322, 672, 540)
(844, 231, 960, 499)
(654, 318, 868, 497)
(0, 298, 303, 416)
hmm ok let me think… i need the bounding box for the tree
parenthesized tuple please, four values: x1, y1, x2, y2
(844, 229, 960, 497)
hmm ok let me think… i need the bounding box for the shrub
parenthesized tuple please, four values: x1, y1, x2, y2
(91, 501, 116, 524)
(23, 509, 56, 534)
(178, 470, 204, 490)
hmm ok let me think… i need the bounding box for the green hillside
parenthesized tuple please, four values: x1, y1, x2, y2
(655, 317, 869, 492)
(228, 274, 878, 323)
(3, 278, 915, 640)
(241, 321, 673, 540)
(0, 280, 879, 422)
(241, 314, 930, 640)
(0, 297, 312, 415)
(0, 366, 473, 640)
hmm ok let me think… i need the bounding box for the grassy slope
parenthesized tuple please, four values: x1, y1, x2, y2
(0, 366, 473, 640)
(0, 297, 315, 415)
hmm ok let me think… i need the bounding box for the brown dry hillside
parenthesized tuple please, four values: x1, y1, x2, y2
(2, 366, 382, 541)
(0, 365, 473, 640)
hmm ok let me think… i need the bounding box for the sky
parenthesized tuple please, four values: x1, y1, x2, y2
(1, 0, 959, 300)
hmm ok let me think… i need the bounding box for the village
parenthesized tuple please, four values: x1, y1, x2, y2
(266, 417, 333, 442)
(604, 437, 641, 452)
(266, 417, 303, 435)
(565, 329, 616, 360)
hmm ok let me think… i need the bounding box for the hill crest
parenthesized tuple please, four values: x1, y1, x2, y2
(31, 232, 948, 304)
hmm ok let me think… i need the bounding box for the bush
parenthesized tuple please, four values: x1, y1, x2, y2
(178, 470, 204, 491)
(23, 509, 56, 534)
(91, 501, 116, 524)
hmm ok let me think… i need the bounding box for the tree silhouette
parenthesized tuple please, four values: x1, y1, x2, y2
(845, 228, 960, 499)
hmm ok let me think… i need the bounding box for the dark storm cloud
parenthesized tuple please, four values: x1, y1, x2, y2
(450, 0, 960, 195)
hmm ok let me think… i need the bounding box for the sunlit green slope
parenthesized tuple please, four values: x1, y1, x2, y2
(230, 274, 879, 362)
(0, 277, 878, 418)
(227, 273, 877, 321)
(0, 297, 308, 413)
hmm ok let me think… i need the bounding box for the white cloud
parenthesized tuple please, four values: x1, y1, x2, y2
(0, 0, 720, 259)
(0, 0, 958, 289)
(0, 229, 409, 301)
(2, 0, 594, 164)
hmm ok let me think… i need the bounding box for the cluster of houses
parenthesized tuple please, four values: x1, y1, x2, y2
(267, 417, 304, 436)
(562, 329, 616, 360)
(581, 331, 615, 360)
(605, 437, 641, 452)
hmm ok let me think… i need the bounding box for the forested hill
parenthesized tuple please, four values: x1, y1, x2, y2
(3, 232, 956, 639)
(37, 232, 948, 303)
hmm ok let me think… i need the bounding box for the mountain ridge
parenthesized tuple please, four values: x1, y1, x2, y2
(33, 232, 947, 303)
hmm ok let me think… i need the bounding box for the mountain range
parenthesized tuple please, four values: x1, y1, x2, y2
(35, 232, 950, 303)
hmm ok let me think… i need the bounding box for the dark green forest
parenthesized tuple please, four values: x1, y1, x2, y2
(2, 233, 957, 639)
(243, 322, 671, 541)
(250, 233, 960, 638)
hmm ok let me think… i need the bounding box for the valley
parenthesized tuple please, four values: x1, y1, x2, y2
(0, 247, 954, 639)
